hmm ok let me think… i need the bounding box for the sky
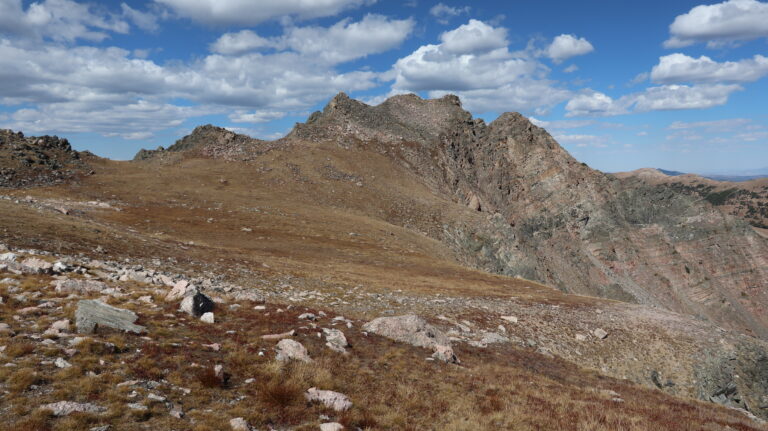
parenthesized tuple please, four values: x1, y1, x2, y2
(1, 0, 767, 174)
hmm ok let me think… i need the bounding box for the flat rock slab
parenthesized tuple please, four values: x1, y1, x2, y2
(76, 299, 145, 334)
(41, 401, 106, 416)
(362, 314, 458, 363)
(54, 279, 109, 294)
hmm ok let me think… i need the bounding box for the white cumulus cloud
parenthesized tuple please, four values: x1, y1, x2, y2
(651, 53, 768, 84)
(429, 2, 470, 24)
(0, 0, 130, 42)
(280, 14, 415, 64)
(154, 0, 370, 26)
(388, 20, 571, 114)
(664, 0, 768, 48)
(565, 92, 622, 117)
(633, 84, 741, 111)
(565, 84, 742, 117)
(210, 15, 414, 64)
(546, 34, 594, 64)
(439, 19, 507, 54)
(210, 30, 275, 55)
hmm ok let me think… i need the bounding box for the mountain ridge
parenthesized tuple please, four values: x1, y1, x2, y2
(133, 92, 768, 340)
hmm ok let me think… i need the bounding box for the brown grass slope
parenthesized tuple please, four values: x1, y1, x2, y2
(0, 269, 766, 431)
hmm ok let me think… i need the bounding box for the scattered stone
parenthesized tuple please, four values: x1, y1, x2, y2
(480, 332, 509, 345)
(575, 334, 587, 341)
(261, 329, 295, 340)
(18, 306, 42, 316)
(200, 312, 215, 323)
(593, 328, 608, 339)
(0, 252, 17, 262)
(90, 426, 111, 431)
(41, 401, 106, 416)
(299, 312, 317, 321)
(323, 328, 349, 353)
(170, 404, 184, 418)
(0, 322, 13, 334)
(55, 357, 72, 368)
(147, 393, 166, 402)
(179, 292, 214, 317)
(230, 417, 253, 431)
(44, 319, 71, 337)
(305, 387, 352, 411)
(166, 280, 195, 302)
(138, 295, 153, 304)
(320, 423, 344, 431)
(75, 299, 146, 334)
(54, 279, 108, 294)
(362, 314, 458, 363)
(432, 344, 459, 363)
(500, 315, 518, 323)
(275, 339, 312, 363)
(21, 257, 53, 274)
(127, 402, 148, 411)
(52, 262, 70, 273)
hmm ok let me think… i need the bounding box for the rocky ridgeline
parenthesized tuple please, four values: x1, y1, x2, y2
(283, 93, 768, 339)
(0, 129, 93, 188)
(134, 125, 285, 163)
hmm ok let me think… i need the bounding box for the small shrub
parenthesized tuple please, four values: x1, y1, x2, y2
(196, 366, 227, 389)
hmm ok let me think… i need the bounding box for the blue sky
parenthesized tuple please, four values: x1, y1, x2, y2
(1, 0, 767, 174)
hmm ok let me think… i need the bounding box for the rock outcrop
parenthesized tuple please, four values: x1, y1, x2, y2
(0, 129, 93, 188)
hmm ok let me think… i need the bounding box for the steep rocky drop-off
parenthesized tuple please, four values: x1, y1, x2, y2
(281, 93, 768, 339)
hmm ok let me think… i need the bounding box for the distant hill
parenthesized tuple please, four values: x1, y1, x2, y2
(655, 168, 766, 182)
(614, 167, 768, 229)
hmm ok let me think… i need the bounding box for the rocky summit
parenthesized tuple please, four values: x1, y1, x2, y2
(0, 93, 766, 430)
(0, 129, 94, 188)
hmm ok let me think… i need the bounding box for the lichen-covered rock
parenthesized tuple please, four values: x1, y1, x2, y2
(20, 257, 53, 274)
(166, 280, 195, 302)
(323, 328, 349, 353)
(40, 401, 105, 416)
(275, 339, 312, 363)
(305, 387, 352, 411)
(75, 300, 145, 334)
(53, 279, 108, 294)
(362, 315, 458, 363)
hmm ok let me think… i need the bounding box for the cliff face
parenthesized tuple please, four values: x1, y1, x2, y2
(288, 93, 768, 338)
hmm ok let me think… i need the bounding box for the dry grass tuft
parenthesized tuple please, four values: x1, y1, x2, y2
(6, 368, 42, 393)
(4, 341, 36, 358)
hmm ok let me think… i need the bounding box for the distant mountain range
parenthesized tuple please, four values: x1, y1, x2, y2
(657, 168, 768, 182)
